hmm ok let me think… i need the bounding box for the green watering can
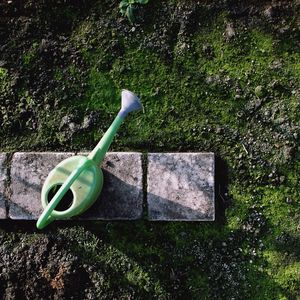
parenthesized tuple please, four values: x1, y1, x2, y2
(36, 90, 143, 229)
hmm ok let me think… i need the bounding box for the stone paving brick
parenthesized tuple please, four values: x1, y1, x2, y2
(9, 152, 143, 220)
(79, 152, 143, 220)
(9, 152, 215, 221)
(147, 153, 215, 221)
(10, 152, 74, 219)
(0, 153, 8, 219)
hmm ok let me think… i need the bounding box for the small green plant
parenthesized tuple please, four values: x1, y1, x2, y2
(0, 67, 7, 79)
(0, 67, 9, 94)
(23, 42, 39, 66)
(119, 0, 149, 23)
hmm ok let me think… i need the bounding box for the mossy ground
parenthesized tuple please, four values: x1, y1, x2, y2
(0, 0, 299, 299)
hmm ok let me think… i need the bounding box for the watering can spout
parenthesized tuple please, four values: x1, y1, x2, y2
(88, 89, 142, 165)
(118, 89, 143, 119)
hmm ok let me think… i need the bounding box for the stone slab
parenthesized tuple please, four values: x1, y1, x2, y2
(79, 152, 143, 220)
(10, 152, 74, 219)
(147, 153, 215, 221)
(0, 153, 8, 219)
(9, 152, 143, 220)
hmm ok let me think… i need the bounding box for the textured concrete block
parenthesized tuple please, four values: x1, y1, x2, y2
(80, 152, 143, 220)
(9, 152, 143, 220)
(10, 152, 74, 219)
(147, 153, 215, 221)
(0, 153, 8, 219)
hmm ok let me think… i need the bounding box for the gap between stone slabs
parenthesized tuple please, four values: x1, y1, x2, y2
(0, 152, 215, 221)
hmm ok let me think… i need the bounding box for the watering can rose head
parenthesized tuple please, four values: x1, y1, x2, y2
(118, 89, 143, 118)
(36, 90, 143, 229)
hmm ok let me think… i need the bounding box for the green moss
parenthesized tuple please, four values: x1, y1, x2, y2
(260, 186, 299, 230)
(275, 262, 300, 293)
(264, 250, 300, 298)
(186, 273, 210, 299)
(83, 68, 118, 110)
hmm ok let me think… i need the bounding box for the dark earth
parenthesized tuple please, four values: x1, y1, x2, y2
(0, 0, 299, 299)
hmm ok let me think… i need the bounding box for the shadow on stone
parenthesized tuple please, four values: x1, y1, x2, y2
(13, 174, 42, 192)
(80, 171, 143, 220)
(148, 190, 214, 221)
(0, 191, 35, 220)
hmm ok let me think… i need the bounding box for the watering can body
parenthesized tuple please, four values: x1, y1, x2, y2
(41, 155, 103, 219)
(36, 90, 142, 229)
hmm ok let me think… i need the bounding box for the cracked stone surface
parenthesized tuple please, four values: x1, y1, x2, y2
(9, 152, 143, 220)
(0, 153, 7, 219)
(147, 153, 215, 221)
(10, 152, 74, 219)
(79, 152, 143, 220)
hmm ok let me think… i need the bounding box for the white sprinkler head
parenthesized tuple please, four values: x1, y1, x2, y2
(119, 89, 143, 118)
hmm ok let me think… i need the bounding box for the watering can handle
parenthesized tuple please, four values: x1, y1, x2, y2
(36, 157, 92, 229)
